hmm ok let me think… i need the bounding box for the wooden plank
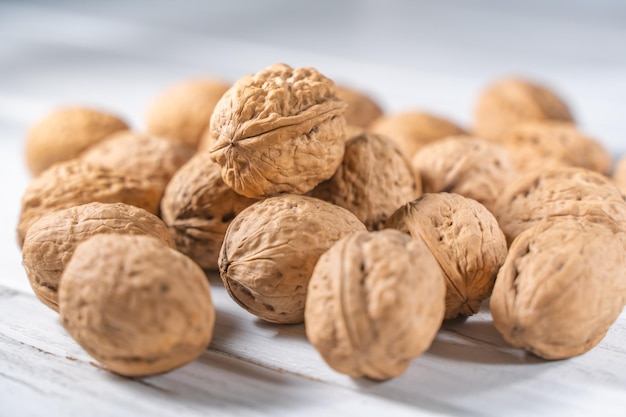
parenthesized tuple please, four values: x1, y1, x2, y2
(2, 282, 625, 416)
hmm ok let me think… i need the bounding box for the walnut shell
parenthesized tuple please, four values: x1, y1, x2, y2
(81, 131, 194, 184)
(219, 195, 366, 324)
(612, 155, 626, 196)
(161, 152, 258, 271)
(386, 193, 507, 319)
(59, 234, 215, 376)
(474, 78, 574, 141)
(369, 111, 465, 159)
(335, 85, 383, 128)
(411, 136, 515, 213)
(499, 121, 612, 175)
(22, 202, 175, 312)
(309, 131, 420, 231)
(146, 78, 230, 149)
(305, 229, 446, 380)
(26, 107, 128, 176)
(493, 167, 626, 245)
(490, 218, 626, 360)
(17, 159, 162, 247)
(209, 63, 347, 198)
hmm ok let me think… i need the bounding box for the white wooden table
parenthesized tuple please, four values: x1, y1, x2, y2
(1, 1, 626, 415)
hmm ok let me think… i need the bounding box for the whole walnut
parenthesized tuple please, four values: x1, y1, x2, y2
(146, 78, 230, 149)
(369, 111, 465, 159)
(335, 85, 383, 128)
(219, 195, 366, 324)
(386, 193, 507, 319)
(493, 167, 626, 245)
(499, 121, 611, 175)
(60, 234, 215, 376)
(474, 78, 574, 141)
(411, 136, 515, 213)
(26, 107, 128, 176)
(490, 218, 626, 360)
(161, 152, 258, 271)
(81, 130, 194, 198)
(17, 159, 162, 247)
(309, 131, 420, 230)
(22, 202, 175, 312)
(209, 63, 347, 198)
(305, 229, 446, 380)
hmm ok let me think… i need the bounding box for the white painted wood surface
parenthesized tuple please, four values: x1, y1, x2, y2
(1, 1, 626, 415)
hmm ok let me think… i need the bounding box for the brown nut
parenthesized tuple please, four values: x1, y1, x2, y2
(59, 234, 215, 376)
(17, 159, 162, 247)
(146, 78, 230, 149)
(26, 107, 129, 176)
(493, 167, 626, 245)
(209, 63, 347, 198)
(474, 78, 574, 141)
(335, 85, 383, 128)
(612, 155, 626, 196)
(369, 111, 465, 159)
(499, 121, 612, 175)
(411, 136, 515, 213)
(219, 195, 366, 324)
(305, 229, 446, 380)
(160, 152, 258, 271)
(386, 193, 507, 319)
(309, 131, 420, 231)
(22, 202, 175, 312)
(490, 218, 626, 360)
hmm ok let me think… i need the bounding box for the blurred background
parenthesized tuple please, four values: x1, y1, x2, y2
(1, 0, 625, 147)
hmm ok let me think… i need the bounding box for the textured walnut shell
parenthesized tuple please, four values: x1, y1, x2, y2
(309, 131, 420, 230)
(305, 229, 446, 380)
(59, 234, 215, 376)
(499, 121, 612, 175)
(22, 202, 175, 312)
(490, 218, 626, 360)
(17, 159, 162, 247)
(369, 111, 465, 159)
(411, 136, 515, 213)
(26, 107, 128, 176)
(161, 152, 257, 271)
(386, 193, 507, 319)
(209, 63, 347, 198)
(219, 195, 366, 324)
(493, 167, 626, 245)
(146, 78, 230, 149)
(612, 155, 626, 196)
(82, 131, 194, 183)
(474, 78, 574, 141)
(335, 85, 383, 128)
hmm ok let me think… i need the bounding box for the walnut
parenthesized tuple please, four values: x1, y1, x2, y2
(219, 195, 366, 324)
(474, 78, 574, 141)
(146, 78, 230, 149)
(17, 159, 162, 247)
(25, 107, 128, 176)
(309, 131, 420, 230)
(22, 202, 175, 312)
(160, 152, 257, 271)
(369, 111, 465, 159)
(59, 234, 215, 376)
(386, 193, 507, 319)
(335, 85, 383, 128)
(305, 229, 445, 380)
(490, 218, 626, 360)
(499, 121, 612, 175)
(612, 155, 626, 196)
(411, 136, 515, 213)
(493, 167, 626, 245)
(208, 63, 347, 198)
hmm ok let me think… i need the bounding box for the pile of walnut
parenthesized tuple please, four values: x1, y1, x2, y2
(18, 63, 626, 381)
